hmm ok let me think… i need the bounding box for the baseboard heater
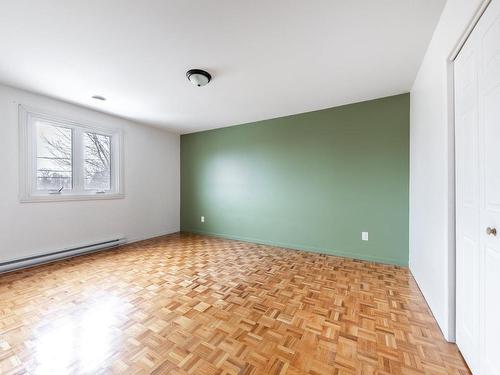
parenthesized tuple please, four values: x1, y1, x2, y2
(0, 238, 126, 274)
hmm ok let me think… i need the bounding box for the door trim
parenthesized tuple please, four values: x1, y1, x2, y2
(450, 0, 492, 62)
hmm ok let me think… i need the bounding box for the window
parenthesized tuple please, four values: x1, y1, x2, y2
(84, 132, 111, 191)
(36, 122, 73, 190)
(19, 106, 123, 202)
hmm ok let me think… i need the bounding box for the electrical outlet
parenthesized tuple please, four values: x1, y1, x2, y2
(362, 232, 368, 241)
(201, 216, 205, 223)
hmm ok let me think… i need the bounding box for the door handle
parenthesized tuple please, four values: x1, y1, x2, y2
(486, 227, 497, 236)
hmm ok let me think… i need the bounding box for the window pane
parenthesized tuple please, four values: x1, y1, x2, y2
(36, 122, 73, 190)
(84, 132, 111, 191)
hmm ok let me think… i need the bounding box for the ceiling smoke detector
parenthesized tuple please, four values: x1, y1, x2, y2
(186, 69, 211, 87)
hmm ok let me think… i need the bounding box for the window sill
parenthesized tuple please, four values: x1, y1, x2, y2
(19, 193, 125, 203)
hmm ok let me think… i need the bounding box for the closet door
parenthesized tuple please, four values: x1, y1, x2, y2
(456, 1, 500, 374)
(455, 23, 480, 374)
(477, 1, 500, 373)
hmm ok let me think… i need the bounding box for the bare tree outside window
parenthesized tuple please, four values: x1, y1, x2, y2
(84, 132, 111, 190)
(36, 123, 72, 190)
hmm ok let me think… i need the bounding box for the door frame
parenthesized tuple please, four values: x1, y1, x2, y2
(449, 0, 492, 342)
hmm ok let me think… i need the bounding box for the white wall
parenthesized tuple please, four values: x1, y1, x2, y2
(410, 0, 487, 341)
(0, 84, 180, 263)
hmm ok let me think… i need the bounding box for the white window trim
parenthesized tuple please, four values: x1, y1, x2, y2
(19, 105, 125, 202)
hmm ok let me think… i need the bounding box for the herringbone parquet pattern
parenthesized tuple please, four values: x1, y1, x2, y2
(0, 233, 469, 374)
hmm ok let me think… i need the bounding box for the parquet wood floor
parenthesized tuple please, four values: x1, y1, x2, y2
(0, 233, 469, 374)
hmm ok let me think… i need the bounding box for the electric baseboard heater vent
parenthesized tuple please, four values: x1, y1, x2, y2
(0, 238, 126, 274)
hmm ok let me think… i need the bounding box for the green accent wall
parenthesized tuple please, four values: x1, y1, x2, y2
(181, 94, 409, 265)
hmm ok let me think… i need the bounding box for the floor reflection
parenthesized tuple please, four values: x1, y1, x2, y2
(32, 294, 127, 374)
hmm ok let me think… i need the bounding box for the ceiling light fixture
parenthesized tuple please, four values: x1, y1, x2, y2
(186, 69, 211, 87)
(92, 95, 106, 101)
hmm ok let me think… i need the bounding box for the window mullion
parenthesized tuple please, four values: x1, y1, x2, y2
(73, 128, 84, 193)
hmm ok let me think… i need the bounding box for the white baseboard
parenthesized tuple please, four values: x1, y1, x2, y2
(124, 227, 180, 245)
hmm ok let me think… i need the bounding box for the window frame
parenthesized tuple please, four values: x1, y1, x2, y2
(19, 105, 124, 202)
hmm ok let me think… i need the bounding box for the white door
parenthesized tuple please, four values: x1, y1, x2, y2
(455, 28, 480, 373)
(455, 1, 500, 374)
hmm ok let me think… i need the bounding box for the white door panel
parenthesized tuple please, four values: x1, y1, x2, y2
(478, 4, 500, 375)
(481, 12, 500, 86)
(483, 86, 500, 210)
(455, 1, 500, 374)
(455, 36, 480, 372)
(483, 247, 500, 375)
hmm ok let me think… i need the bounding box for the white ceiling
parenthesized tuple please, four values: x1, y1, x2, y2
(0, 0, 445, 134)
